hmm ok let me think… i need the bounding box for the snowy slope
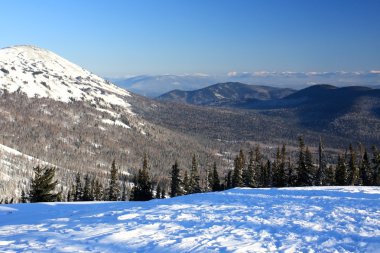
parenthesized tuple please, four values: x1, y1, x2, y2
(0, 45, 132, 112)
(1, 187, 380, 252)
(0, 143, 61, 198)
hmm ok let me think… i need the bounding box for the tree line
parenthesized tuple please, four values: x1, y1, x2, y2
(1, 137, 380, 204)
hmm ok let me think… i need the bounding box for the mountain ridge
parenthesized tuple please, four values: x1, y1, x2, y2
(157, 82, 295, 106)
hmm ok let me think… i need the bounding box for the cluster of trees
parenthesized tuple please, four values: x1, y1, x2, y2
(2, 137, 380, 204)
(170, 137, 380, 197)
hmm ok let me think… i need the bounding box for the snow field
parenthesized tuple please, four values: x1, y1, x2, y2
(0, 187, 379, 252)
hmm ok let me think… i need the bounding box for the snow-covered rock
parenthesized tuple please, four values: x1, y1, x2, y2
(0, 187, 379, 252)
(0, 45, 132, 113)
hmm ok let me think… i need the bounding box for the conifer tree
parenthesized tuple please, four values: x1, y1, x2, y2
(296, 137, 314, 186)
(254, 145, 263, 187)
(183, 170, 190, 194)
(264, 160, 272, 187)
(82, 174, 93, 201)
(21, 189, 28, 203)
(316, 137, 327, 186)
(121, 178, 128, 201)
(93, 179, 103, 201)
(211, 162, 221, 191)
(170, 161, 182, 197)
(326, 165, 336, 186)
(347, 144, 360, 185)
(189, 155, 201, 193)
(335, 155, 347, 185)
(226, 170, 233, 189)
(74, 172, 83, 201)
(161, 187, 166, 199)
(304, 147, 314, 185)
(206, 166, 213, 192)
(276, 144, 287, 187)
(67, 189, 72, 202)
(232, 150, 244, 187)
(273, 146, 285, 187)
(156, 184, 161, 199)
(360, 150, 371, 186)
(29, 166, 58, 203)
(131, 154, 153, 201)
(243, 150, 256, 187)
(108, 160, 119, 201)
(371, 146, 380, 185)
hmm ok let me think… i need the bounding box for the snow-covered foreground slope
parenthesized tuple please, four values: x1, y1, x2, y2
(1, 187, 380, 253)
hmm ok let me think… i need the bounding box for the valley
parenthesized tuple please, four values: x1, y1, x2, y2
(1, 45, 380, 201)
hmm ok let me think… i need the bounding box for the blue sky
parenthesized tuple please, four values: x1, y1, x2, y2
(1, 0, 380, 77)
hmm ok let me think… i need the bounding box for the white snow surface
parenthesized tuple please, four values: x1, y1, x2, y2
(1, 187, 380, 252)
(0, 45, 132, 113)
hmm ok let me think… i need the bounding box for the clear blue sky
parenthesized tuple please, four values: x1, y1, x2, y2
(1, 0, 380, 76)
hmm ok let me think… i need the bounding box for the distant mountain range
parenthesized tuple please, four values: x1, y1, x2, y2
(153, 82, 380, 137)
(157, 82, 295, 106)
(109, 74, 219, 98)
(110, 71, 380, 98)
(157, 82, 380, 110)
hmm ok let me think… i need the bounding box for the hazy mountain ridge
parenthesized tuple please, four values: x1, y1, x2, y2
(157, 82, 295, 106)
(111, 71, 380, 98)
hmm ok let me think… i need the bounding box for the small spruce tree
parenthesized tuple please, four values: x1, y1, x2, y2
(29, 166, 58, 203)
(211, 162, 221, 191)
(170, 161, 182, 197)
(108, 160, 120, 201)
(131, 154, 153, 201)
(156, 184, 161, 199)
(335, 155, 347, 185)
(74, 172, 83, 201)
(189, 155, 201, 194)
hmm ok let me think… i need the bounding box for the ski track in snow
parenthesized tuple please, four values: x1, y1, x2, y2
(0, 187, 380, 253)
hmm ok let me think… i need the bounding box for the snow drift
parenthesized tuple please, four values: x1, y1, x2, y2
(0, 187, 379, 252)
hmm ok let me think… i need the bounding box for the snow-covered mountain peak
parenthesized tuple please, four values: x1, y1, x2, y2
(0, 45, 132, 112)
